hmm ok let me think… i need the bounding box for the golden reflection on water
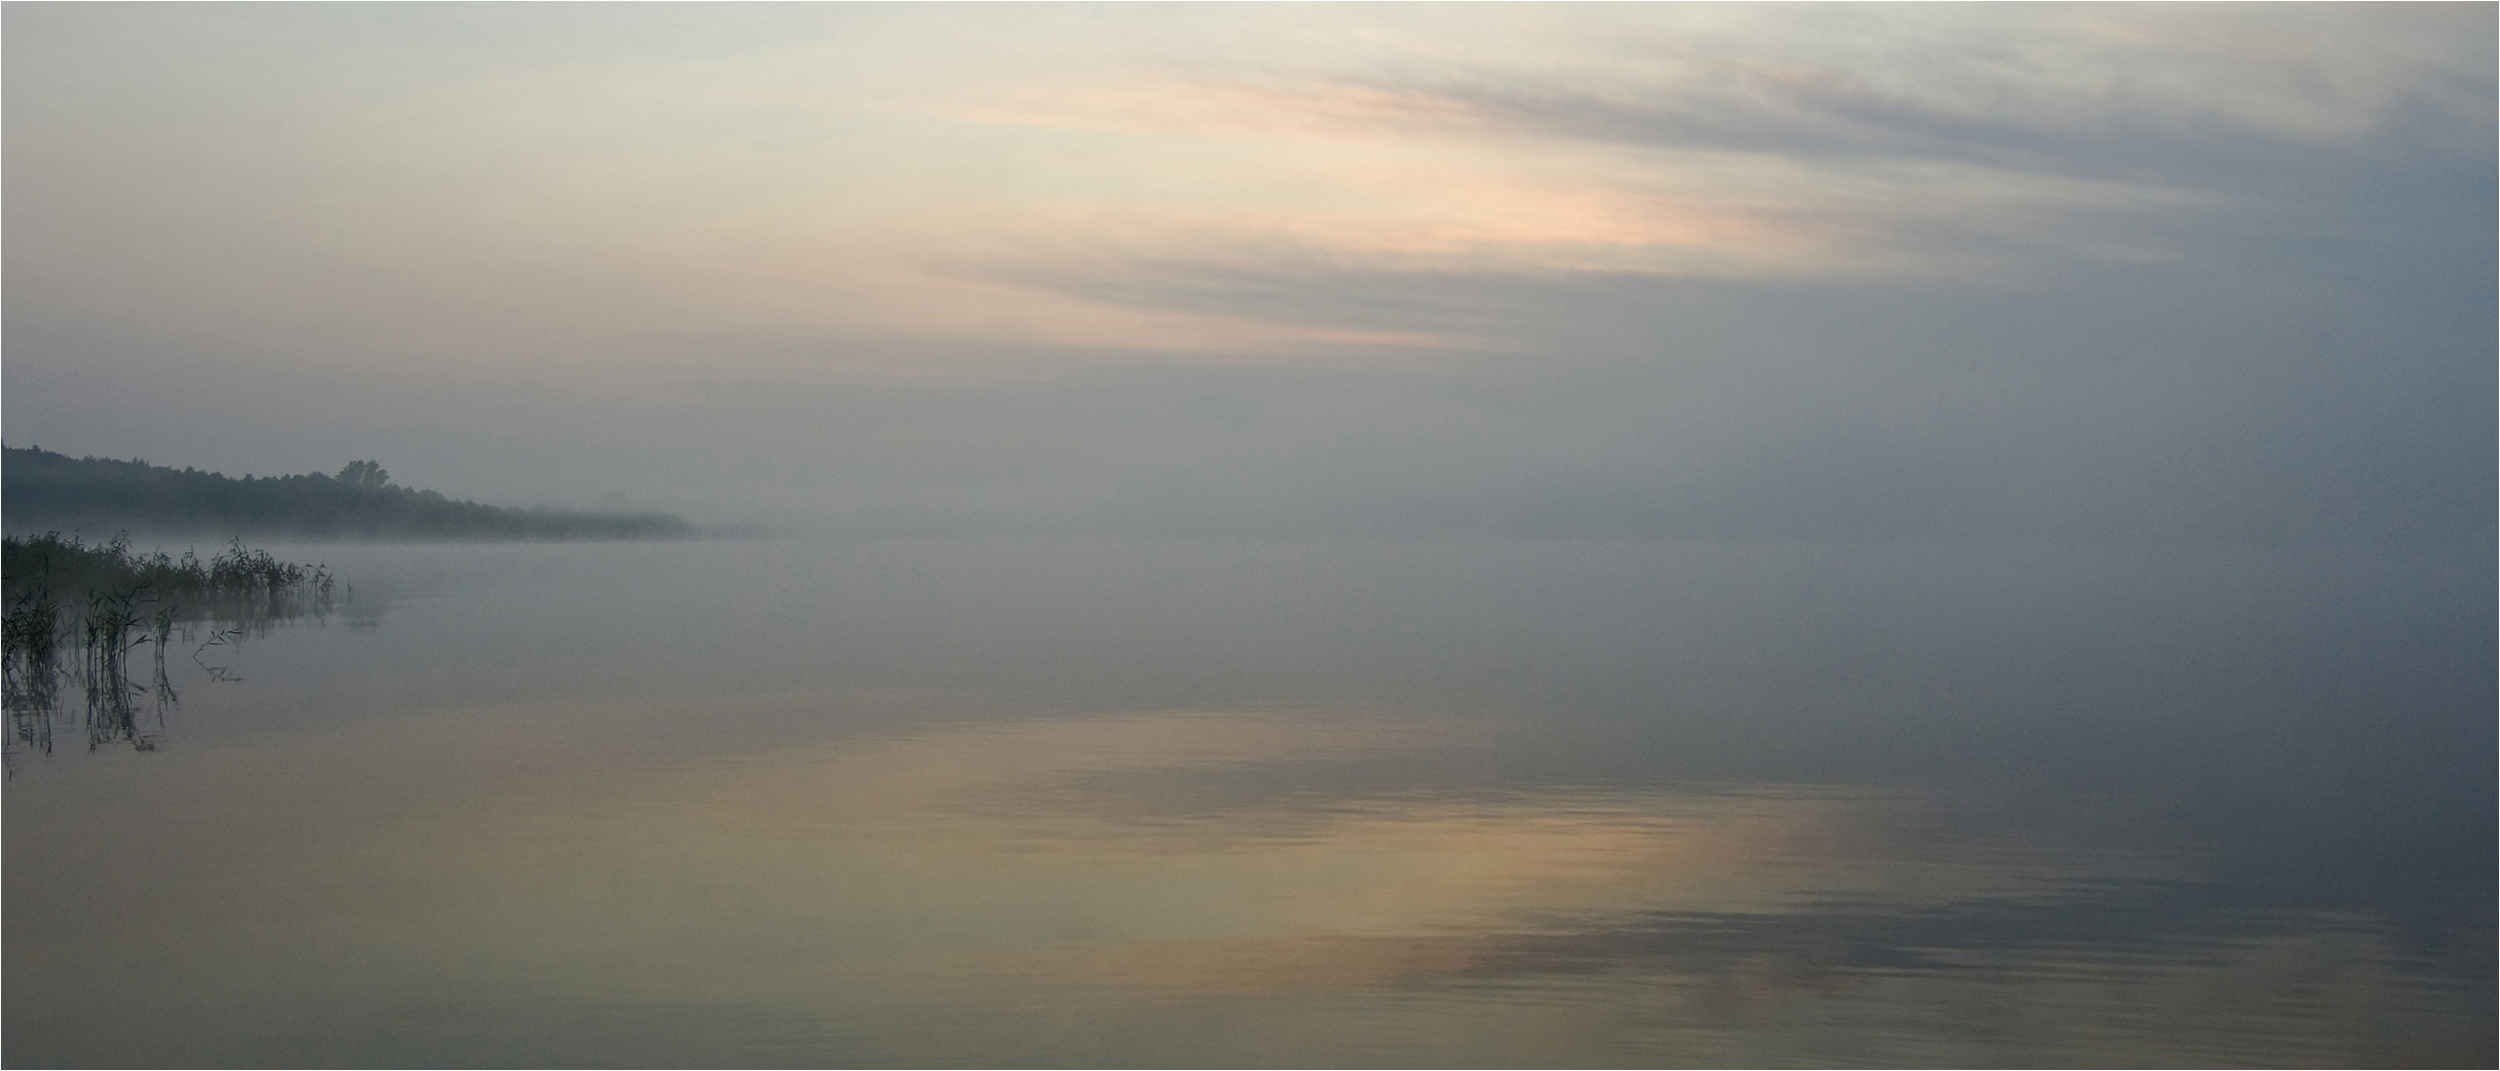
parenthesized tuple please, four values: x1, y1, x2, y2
(6, 692, 2488, 1066)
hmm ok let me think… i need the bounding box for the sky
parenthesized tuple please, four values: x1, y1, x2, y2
(5, 3, 2492, 542)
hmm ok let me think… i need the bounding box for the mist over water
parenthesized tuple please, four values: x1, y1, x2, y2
(4, 6, 2493, 1064)
(6, 536, 2489, 1066)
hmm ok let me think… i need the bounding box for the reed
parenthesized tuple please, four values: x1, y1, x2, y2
(3, 532, 337, 763)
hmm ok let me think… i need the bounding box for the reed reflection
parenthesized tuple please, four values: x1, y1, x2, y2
(1, 533, 348, 772)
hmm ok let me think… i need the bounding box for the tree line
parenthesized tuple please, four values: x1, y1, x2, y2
(2, 446, 694, 540)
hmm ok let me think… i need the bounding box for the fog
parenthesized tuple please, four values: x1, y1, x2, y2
(4, 5, 2489, 546)
(10, 11, 2495, 1064)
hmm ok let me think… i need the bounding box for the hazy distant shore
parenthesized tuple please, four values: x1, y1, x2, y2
(2, 446, 703, 542)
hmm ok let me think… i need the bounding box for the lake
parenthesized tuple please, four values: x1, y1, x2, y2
(6, 537, 2492, 1067)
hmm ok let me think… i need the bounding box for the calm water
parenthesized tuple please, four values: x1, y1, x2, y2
(6, 538, 2492, 1067)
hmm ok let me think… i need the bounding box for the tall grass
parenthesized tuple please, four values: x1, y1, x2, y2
(4, 532, 337, 765)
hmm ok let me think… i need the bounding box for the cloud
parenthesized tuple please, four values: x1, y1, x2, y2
(25, 4, 2459, 374)
(4, 5, 2488, 544)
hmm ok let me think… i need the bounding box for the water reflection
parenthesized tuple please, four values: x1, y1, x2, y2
(1, 609, 179, 764)
(2, 576, 350, 772)
(3, 540, 2490, 1066)
(782, 708, 2489, 1066)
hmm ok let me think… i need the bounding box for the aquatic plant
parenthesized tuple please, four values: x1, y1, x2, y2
(2, 532, 334, 623)
(3, 532, 336, 767)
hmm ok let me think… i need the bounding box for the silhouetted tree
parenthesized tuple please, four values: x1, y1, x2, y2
(337, 460, 390, 490)
(3, 447, 694, 540)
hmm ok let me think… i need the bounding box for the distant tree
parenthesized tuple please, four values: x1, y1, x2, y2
(337, 460, 391, 490)
(4, 446, 695, 540)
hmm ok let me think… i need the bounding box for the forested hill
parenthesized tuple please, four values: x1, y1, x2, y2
(2, 447, 696, 540)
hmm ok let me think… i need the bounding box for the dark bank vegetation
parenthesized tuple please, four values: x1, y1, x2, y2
(3, 532, 337, 764)
(3, 446, 695, 540)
